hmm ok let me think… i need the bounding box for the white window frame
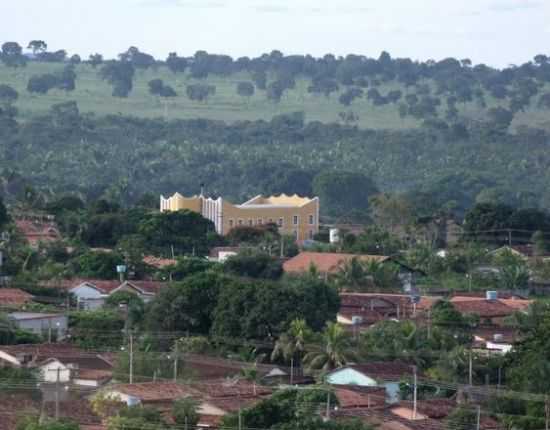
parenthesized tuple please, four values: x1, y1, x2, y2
(278, 218, 284, 227)
(309, 214, 315, 225)
(293, 215, 299, 226)
(238, 219, 243, 226)
(257, 218, 263, 225)
(248, 219, 253, 226)
(229, 219, 234, 228)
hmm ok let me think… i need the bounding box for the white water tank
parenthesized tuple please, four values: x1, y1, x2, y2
(493, 333, 504, 342)
(329, 228, 340, 244)
(486, 291, 498, 301)
(351, 316, 363, 325)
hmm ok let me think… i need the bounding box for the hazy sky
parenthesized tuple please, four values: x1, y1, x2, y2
(2, 0, 548, 68)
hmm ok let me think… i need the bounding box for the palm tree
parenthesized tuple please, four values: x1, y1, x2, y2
(334, 257, 368, 291)
(303, 322, 352, 372)
(0, 312, 15, 344)
(240, 363, 260, 395)
(271, 319, 311, 381)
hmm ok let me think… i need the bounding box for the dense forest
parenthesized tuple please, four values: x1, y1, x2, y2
(1, 40, 550, 215)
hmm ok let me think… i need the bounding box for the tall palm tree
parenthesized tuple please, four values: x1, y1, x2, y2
(334, 257, 368, 291)
(303, 322, 352, 372)
(271, 319, 311, 381)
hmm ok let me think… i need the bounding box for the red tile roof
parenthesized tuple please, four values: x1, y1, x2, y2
(0, 288, 33, 306)
(15, 219, 60, 246)
(124, 280, 165, 295)
(283, 252, 389, 274)
(334, 387, 386, 409)
(74, 368, 113, 382)
(450, 297, 519, 318)
(143, 255, 177, 269)
(108, 382, 195, 402)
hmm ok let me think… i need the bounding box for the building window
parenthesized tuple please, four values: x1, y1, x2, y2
(278, 218, 284, 227)
(309, 214, 314, 225)
(248, 219, 253, 226)
(229, 219, 234, 228)
(268, 218, 274, 224)
(308, 230, 314, 239)
(293, 230, 298, 240)
(257, 218, 263, 225)
(293, 215, 299, 225)
(238, 219, 243, 226)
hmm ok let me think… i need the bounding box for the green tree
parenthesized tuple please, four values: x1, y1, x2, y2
(107, 406, 167, 430)
(172, 397, 200, 428)
(312, 172, 379, 218)
(444, 405, 477, 430)
(334, 257, 369, 291)
(146, 272, 225, 336)
(223, 252, 283, 279)
(69, 310, 124, 349)
(236, 81, 255, 102)
(27, 40, 47, 54)
(271, 318, 312, 374)
(138, 210, 219, 256)
(1, 42, 26, 67)
(303, 322, 352, 371)
(532, 230, 549, 256)
(16, 418, 79, 430)
(0, 84, 19, 105)
(68, 250, 125, 279)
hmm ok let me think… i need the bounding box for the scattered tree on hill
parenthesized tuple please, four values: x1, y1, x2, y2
(1, 42, 27, 67)
(119, 46, 156, 69)
(27, 65, 77, 94)
(339, 88, 363, 106)
(487, 107, 514, 132)
(186, 83, 216, 102)
(236, 81, 255, 101)
(148, 79, 177, 97)
(166, 52, 187, 73)
(27, 40, 47, 55)
(251, 69, 267, 89)
(99, 61, 135, 97)
(0, 85, 18, 105)
(88, 53, 103, 67)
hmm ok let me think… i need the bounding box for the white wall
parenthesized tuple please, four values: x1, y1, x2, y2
(40, 360, 71, 383)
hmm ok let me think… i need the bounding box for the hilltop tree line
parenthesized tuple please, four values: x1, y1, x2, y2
(3, 41, 550, 124)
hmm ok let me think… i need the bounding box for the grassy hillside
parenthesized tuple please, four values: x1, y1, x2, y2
(2, 62, 549, 130)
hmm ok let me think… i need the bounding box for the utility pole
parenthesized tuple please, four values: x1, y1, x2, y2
(427, 308, 432, 340)
(290, 357, 294, 385)
(497, 366, 502, 390)
(476, 405, 481, 430)
(326, 391, 331, 420)
(173, 342, 178, 382)
(508, 229, 512, 247)
(412, 366, 418, 420)
(129, 331, 134, 384)
(545, 395, 549, 430)
(55, 367, 60, 420)
(469, 351, 473, 386)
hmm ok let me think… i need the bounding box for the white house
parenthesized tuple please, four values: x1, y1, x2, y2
(8, 312, 68, 339)
(69, 280, 164, 310)
(326, 362, 416, 404)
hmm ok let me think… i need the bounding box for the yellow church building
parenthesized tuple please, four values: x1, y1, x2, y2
(160, 193, 319, 241)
